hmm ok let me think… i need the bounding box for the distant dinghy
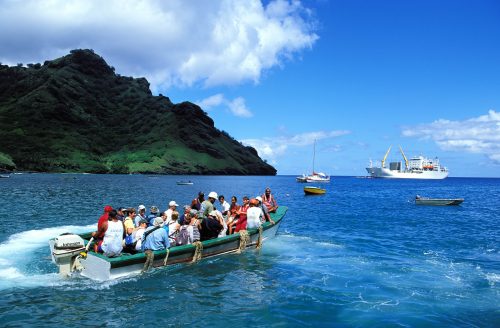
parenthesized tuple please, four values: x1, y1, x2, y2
(176, 181, 194, 185)
(415, 195, 464, 206)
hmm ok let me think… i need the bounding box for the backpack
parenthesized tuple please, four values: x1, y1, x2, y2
(125, 234, 135, 246)
(176, 226, 190, 246)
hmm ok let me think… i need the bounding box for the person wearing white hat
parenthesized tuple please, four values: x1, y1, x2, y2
(200, 191, 217, 219)
(165, 200, 179, 222)
(134, 204, 147, 227)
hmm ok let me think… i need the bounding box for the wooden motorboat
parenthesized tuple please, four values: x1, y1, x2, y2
(49, 206, 287, 280)
(304, 186, 326, 195)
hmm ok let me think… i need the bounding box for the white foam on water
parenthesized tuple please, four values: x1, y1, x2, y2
(276, 232, 344, 249)
(0, 224, 95, 290)
(485, 273, 500, 286)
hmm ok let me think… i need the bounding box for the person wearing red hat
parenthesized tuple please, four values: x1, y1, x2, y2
(246, 199, 263, 229)
(92, 205, 113, 252)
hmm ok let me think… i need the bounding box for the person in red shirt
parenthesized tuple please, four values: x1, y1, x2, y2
(92, 205, 113, 252)
(234, 196, 250, 233)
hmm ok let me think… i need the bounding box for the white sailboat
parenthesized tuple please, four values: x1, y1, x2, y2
(296, 140, 330, 183)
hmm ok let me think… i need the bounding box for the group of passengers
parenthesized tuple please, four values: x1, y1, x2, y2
(91, 188, 278, 258)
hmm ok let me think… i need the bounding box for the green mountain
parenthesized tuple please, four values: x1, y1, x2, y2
(0, 49, 276, 175)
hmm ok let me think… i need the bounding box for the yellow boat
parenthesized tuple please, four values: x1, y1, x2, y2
(304, 186, 326, 195)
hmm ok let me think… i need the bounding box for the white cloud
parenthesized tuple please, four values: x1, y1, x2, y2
(197, 94, 225, 110)
(402, 110, 500, 164)
(196, 94, 253, 117)
(241, 130, 350, 163)
(227, 97, 252, 118)
(0, 0, 318, 91)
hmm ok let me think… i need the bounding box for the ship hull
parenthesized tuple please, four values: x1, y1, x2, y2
(366, 167, 448, 179)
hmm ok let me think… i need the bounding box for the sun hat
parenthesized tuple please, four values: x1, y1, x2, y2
(150, 206, 159, 213)
(139, 218, 148, 225)
(138, 204, 146, 210)
(255, 196, 263, 202)
(153, 217, 164, 227)
(208, 191, 218, 199)
(169, 200, 179, 207)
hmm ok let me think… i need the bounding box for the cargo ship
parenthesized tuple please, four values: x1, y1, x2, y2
(366, 146, 448, 179)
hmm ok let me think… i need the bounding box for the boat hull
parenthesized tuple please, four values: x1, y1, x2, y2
(415, 198, 464, 206)
(296, 175, 308, 183)
(366, 167, 448, 179)
(54, 207, 287, 280)
(305, 177, 330, 183)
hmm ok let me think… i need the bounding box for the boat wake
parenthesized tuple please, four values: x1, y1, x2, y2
(0, 224, 95, 290)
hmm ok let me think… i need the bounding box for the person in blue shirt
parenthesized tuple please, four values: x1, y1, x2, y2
(141, 216, 170, 273)
(147, 205, 159, 226)
(142, 217, 169, 251)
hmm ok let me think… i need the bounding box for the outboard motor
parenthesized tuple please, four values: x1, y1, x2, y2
(50, 233, 86, 277)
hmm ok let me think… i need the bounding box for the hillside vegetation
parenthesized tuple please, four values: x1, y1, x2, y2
(0, 49, 276, 175)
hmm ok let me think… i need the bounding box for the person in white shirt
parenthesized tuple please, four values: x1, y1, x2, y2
(165, 200, 179, 221)
(246, 199, 263, 229)
(218, 195, 230, 217)
(134, 219, 148, 252)
(101, 210, 124, 257)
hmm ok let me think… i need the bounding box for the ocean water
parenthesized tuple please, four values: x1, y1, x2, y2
(0, 174, 498, 327)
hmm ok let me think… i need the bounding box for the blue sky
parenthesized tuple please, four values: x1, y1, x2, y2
(1, 0, 499, 177)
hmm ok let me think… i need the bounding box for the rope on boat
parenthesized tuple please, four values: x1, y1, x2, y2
(163, 248, 170, 266)
(142, 250, 154, 273)
(237, 230, 250, 254)
(256, 226, 263, 250)
(191, 241, 203, 263)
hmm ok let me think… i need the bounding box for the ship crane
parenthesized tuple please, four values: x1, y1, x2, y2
(381, 145, 392, 168)
(399, 146, 409, 170)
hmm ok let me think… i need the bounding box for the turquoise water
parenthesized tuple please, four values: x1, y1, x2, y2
(0, 174, 498, 327)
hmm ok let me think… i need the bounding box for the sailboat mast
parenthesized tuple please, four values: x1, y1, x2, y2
(312, 139, 316, 174)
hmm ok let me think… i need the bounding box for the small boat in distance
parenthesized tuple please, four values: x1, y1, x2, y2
(415, 195, 464, 206)
(296, 174, 308, 183)
(0, 174, 10, 178)
(304, 186, 326, 195)
(176, 181, 194, 185)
